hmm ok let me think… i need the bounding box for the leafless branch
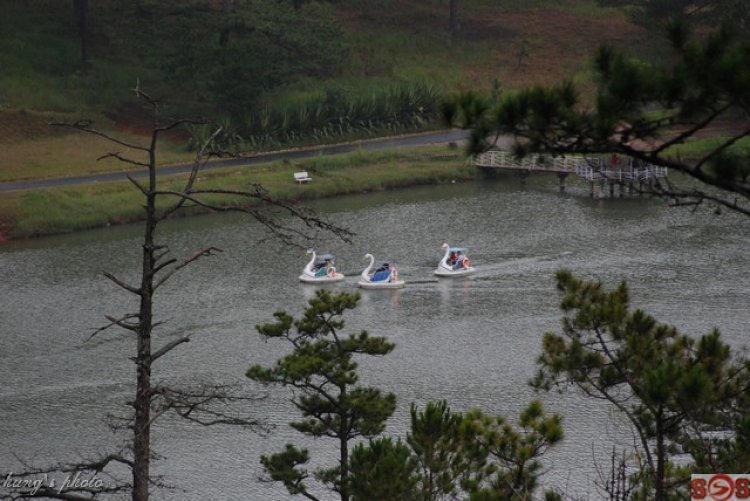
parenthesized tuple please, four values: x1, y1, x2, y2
(158, 125, 225, 221)
(593, 446, 639, 501)
(1, 451, 133, 501)
(49, 121, 148, 153)
(96, 152, 150, 169)
(126, 175, 149, 197)
(644, 184, 750, 217)
(153, 187, 354, 246)
(88, 313, 140, 340)
(150, 337, 190, 363)
(152, 247, 223, 291)
(102, 272, 140, 295)
(150, 384, 270, 432)
(651, 105, 734, 156)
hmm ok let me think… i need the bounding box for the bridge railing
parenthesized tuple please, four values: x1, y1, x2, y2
(473, 150, 668, 181)
(473, 151, 603, 172)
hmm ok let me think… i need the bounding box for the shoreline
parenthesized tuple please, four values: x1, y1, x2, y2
(0, 145, 479, 243)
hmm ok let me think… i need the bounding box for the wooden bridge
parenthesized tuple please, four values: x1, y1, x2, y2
(471, 150, 668, 198)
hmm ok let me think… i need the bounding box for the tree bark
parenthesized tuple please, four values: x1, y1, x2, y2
(449, 0, 459, 32)
(655, 409, 665, 501)
(132, 160, 158, 501)
(73, 0, 89, 64)
(340, 382, 349, 501)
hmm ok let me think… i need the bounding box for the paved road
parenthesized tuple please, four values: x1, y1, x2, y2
(0, 129, 471, 193)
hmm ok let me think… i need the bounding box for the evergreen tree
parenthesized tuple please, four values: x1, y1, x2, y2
(594, 0, 750, 37)
(444, 24, 750, 216)
(247, 290, 397, 501)
(348, 399, 563, 501)
(531, 270, 750, 500)
(408, 400, 480, 501)
(349, 437, 419, 501)
(463, 400, 563, 501)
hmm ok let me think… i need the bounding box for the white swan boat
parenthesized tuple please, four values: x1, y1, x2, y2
(435, 243, 475, 277)
(299, 249, 346, 284)
(358, 254, 405, 289)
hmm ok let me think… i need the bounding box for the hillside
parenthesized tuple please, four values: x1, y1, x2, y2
(0, 1, 656, 156)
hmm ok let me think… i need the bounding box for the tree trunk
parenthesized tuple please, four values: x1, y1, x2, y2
(132, 208, 156, 501)
(132, 138, 159, 501)
(655, 410, 665, 501)
(449, 0, 459, 32)
(339, 382, 349, 501)
(73, 0, 89, 64)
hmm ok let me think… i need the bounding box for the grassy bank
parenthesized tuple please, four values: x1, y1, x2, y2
(0, 0, 660, 243)
(2, 127, 746, 242)
(0, 145, 478, 241)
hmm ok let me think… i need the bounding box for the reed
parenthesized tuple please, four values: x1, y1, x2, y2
(193, 81, 447, 152)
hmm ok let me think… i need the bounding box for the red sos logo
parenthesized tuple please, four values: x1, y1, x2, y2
(692, 474, 750, 501)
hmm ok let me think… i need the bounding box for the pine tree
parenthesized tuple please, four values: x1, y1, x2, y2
(347, 399, 563, 501)
(247, 290, 397, 501)
(445, 24, 750, 216)
(531, 270, 750, 500)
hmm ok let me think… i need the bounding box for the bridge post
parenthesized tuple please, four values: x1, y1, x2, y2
(519, 170, 530, 186)
(557, 172, 568, 192)
(596, 180, 606, 199)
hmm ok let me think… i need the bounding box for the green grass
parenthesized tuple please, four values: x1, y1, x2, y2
(1, 0, 655, 118)
(2, 146, 478, 238)
(0, 118, 196, 183)
(666, 135, 750, 159)
(0, 0, 672, 241)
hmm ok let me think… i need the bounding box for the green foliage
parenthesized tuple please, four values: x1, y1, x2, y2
(408, 400, 476, 500)
(348, 399, 563, 501)
(463, 401, 563, 501)
(349, 437, 418, 501)
(259, 444, 313, 497)
(248, 290, 397, 501)
(532, 269, 750, 499)
(447, 24, 750, 216)
(595, 0, 750, 37)
(2, 0, 348, 115)
(189, 80, 446, 151)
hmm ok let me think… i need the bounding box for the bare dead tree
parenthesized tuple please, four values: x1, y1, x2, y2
(593, 446, 641, 501)
(1, 83, 353, 501)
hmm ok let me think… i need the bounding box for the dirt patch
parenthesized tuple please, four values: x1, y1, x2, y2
(110, 102, 192, 142)
(460, 6, 650, 89)
(0, 110, 77, 145)
(0, 213, 14, 244)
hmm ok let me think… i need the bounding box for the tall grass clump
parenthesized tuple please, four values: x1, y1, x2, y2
(187, 80, 446, 152)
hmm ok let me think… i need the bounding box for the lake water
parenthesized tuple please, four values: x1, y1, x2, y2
(1, 174, 748, 500)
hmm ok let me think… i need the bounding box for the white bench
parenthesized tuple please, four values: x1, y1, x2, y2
(294, 171, 312, 183)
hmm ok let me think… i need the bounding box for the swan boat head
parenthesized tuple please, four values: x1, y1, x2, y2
(361, 253, 376, 280)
